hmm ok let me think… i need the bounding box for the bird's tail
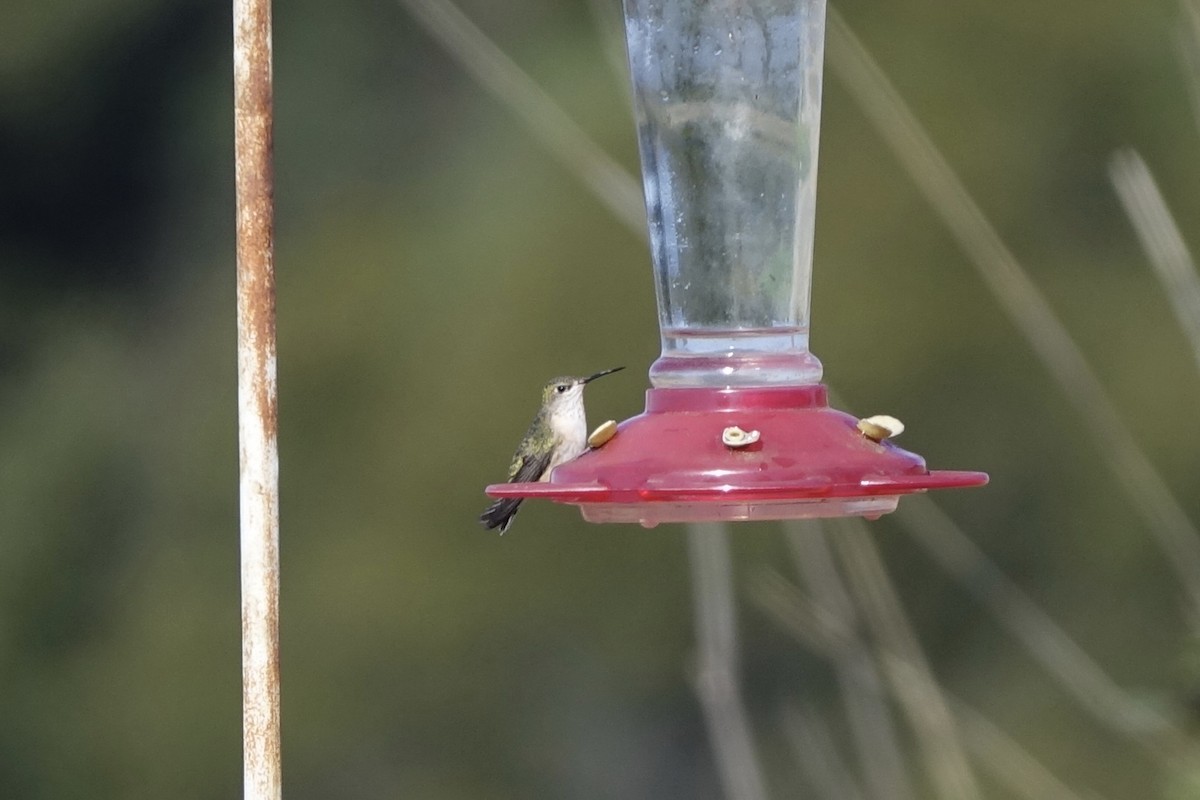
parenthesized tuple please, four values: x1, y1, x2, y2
(480, 497, 523, 534)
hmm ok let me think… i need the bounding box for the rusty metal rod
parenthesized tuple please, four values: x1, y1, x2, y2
(233, 0, 280, 796)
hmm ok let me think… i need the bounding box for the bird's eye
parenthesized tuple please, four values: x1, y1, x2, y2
(556, 384, 568, 393)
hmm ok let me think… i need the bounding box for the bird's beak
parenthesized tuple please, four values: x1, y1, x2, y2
(582, 366, 624, 384)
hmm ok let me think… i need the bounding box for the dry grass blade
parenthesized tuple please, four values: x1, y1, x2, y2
(785, 523, 915, 800)
(754, 558, 1097, 800)
(780, 703, 866, 800)
(827, 518, 983, 800)
(895, 496, 1196, 758)
(826, 8, 1200, 615)
(1180, 0, 1200, 135)
(751, 566, 911, 800)
(949, 698, 1102, 800)
(750, 566, 854, 655)
(1109, 149, 1200, 376)
(687, 523, 771, 800)
(397, 0, 645, 235)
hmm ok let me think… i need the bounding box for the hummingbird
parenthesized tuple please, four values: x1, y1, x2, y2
(480, 367, 624, 533)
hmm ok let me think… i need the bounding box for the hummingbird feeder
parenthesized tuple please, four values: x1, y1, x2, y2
(487, 0, 986, 526)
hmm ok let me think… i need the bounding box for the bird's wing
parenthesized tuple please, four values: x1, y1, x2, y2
(507, 448, 553, 483)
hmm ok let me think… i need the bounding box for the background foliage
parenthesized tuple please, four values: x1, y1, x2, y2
(1, 0, 1198, 797)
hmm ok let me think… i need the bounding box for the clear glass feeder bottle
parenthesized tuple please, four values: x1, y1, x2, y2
(624, 0, 827, 388)
(484, 0, 987, 526)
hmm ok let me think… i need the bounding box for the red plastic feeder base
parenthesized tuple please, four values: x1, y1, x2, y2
(485, 385, 987, 527)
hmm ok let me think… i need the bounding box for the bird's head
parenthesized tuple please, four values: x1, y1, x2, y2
(540, 367, 624, 412)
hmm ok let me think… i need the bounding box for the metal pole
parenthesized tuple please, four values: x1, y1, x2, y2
(233, 0, 280, 796)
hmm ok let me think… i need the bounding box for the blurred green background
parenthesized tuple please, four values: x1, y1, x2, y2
(2, 0, 1199, 797)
